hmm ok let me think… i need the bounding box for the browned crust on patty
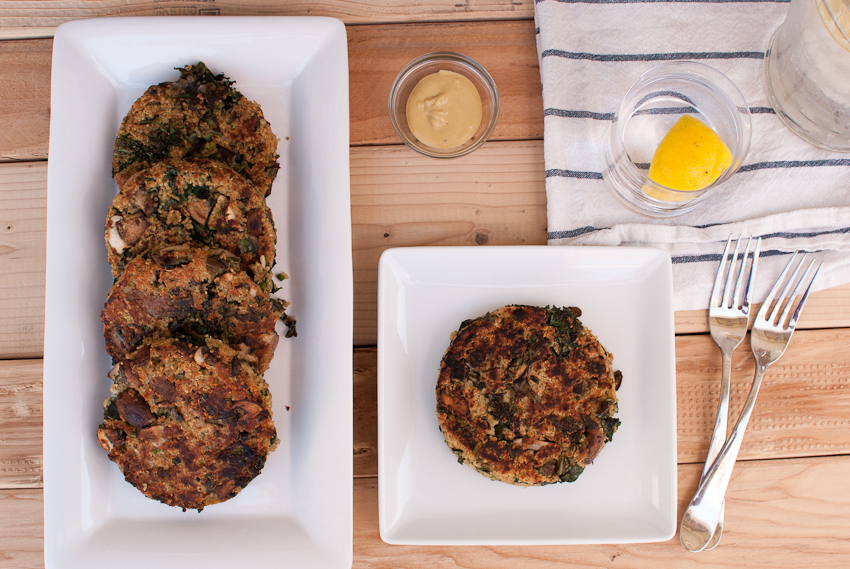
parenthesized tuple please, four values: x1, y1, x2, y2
(112, 62, 279, 196)
(105, 158, 276, 287)
(96, 338, 278, 511)
(436, 305, 621, 486)
(101, 245, 291, 372)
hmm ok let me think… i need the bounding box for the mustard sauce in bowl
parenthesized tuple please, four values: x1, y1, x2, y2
(406, 70, 483, 149)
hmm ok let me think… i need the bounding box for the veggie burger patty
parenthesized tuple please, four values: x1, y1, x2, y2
(97, 338, 279, 511)
(112, 62, 280, 196)
(101, 245, 294, 373)
(105, 158, 276, 288)
(436, 305, 621, 486)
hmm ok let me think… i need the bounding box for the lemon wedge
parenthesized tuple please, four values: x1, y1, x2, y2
(645, 115, 732, 200)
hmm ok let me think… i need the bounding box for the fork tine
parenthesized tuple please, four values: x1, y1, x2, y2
(742, 238, 761, 311)
(712, 235, 734, 308)
(778, 258, 818, 328)
(770, 254, 807, 325)
(732, 237, 753, 310)
(788, 261, 823, 329)
(723, 236, 743, 309)
(759, 251, 799, 321)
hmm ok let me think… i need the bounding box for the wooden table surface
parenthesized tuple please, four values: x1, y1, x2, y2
(2, 2, 850, 568)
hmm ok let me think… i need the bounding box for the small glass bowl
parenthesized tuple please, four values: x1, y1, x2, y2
(601, 61, 752, 217)
(388, 52, 499, 158)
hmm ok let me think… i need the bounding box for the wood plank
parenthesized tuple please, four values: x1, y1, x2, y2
(0, 20, 543, 159)
(0, 0, 536, 40)
(4, 156, 850, 356)
(675, 329, 850, 465)
(0, 39, 50, 161)
(351, 141, 548, 345)
(348, 20, 542, 146)
(0, 360, 42, 489)
(353, 456, 850, 567)
(676, 280, 850, 334)
(0, 162, 46, 359)
(0, 489, 42, 569)
(5, 455, 849, 568)
(354, 347, 378, 477)
(6, 329, 850, 488)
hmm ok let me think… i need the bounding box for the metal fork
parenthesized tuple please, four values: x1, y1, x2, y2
(680, 235, 760, 552)
(679, 252, 823, 552)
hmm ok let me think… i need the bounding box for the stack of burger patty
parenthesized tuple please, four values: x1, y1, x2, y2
(96, 62, 294, 511)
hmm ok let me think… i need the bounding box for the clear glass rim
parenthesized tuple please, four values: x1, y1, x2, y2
(387, 51, 500, 159)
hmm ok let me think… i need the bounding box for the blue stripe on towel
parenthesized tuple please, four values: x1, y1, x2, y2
(544, 108, 616, 120)
(541, 49, 764, 61)
(672, 249, 809, 264)
(547, 226, 600, 239)
(548, 226, 850, 247)
(545, 158, 850, 181)
(739, 159, 850, 172)
(544, 106, 775, 119)
(545, 169, 604, 179)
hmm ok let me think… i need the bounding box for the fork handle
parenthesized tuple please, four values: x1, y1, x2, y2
(696, 350, 733, 550)
(680, 361, 767, 552)
(701, 350, 732, 479)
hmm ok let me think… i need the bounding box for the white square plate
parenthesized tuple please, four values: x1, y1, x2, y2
(377, 246, 677, 545)
(44, 17, 352, 569)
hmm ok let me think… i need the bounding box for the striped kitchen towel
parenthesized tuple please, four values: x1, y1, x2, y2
(534, 0, 850, 311)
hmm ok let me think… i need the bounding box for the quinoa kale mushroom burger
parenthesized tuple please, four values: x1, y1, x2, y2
(101, 245, 295, 373)
(105, 158, 276, 288)
(436, 305, 621, 486)
(112, 61, 280, 196)
(96, 338, 279, 511)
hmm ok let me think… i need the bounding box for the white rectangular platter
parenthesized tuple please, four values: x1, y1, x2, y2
(44, 17, 352, 569)
(377, 246, 677, 545)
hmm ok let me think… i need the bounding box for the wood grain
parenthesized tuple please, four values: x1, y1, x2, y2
(673, 278, 850, 334)
(0, 360, 42, 489)
(3, 456, 849, 568)
(0, 0, 536, 40)
(0, 162, 46, 359)
(0, 489, 42, 569)
(0, 39, 50, 161)
(6, 329, 850, 488)
(348, 20, 542, 146)
(675, 329, 850, 465)
(354, 347, 378, 477)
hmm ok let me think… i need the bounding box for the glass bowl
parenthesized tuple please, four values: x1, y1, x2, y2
(388, 52, 499, 158)
(601, 61, 752, 217)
